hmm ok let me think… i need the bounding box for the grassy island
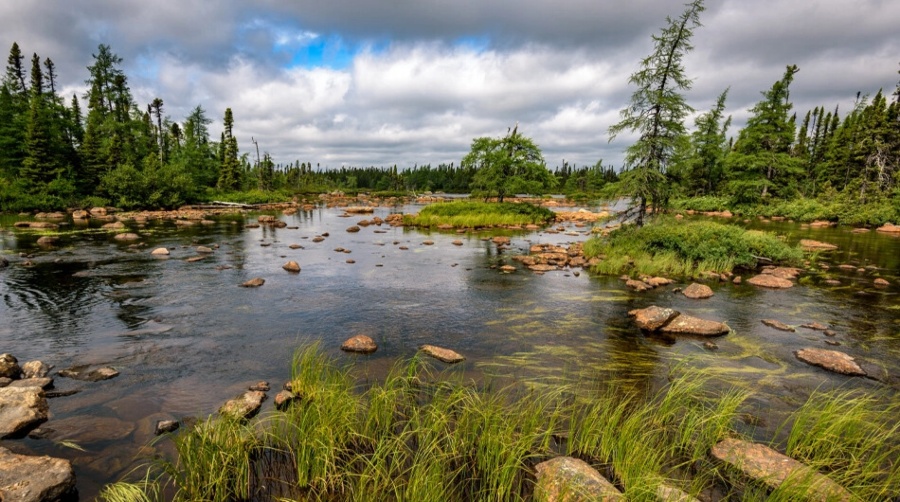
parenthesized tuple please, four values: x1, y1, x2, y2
(403, 201, 555, 228)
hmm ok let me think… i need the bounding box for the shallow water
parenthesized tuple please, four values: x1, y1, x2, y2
(1, 207, 898, 499)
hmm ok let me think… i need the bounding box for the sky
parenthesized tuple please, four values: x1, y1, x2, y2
(1, 1, 898, 170)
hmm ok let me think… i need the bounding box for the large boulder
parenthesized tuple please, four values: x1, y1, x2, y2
(533, 456, 623, 501)
(0, 387, 48, 438)
(0, 354, 20, 379)
(795, 348, 866, 376)
(659, 314, 730, 337)
(711, 438, 852, 501)
(0, 447, 76, 502)
(628, 306, 680, 331)
(219, 390, 267, 419)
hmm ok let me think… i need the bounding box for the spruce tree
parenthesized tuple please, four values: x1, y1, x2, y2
(608, 0, 705, 225)
(217, 108, 240, 190)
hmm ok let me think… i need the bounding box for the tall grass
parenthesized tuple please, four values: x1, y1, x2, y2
(405, 200, 555, 228)
(583, 217, 803, 277)
(105, 346, 900, 501)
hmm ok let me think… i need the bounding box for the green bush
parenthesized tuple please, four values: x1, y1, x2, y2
(407, 200, 555, 227)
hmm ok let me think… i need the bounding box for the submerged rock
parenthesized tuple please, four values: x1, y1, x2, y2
(58, 366, 119, 382)
(799, 239, 838, 251)
(761, 319, 795, 332)
(0, 446, 76, 502)
(533, 456, 623, 501)
(711, 438, 852, 501)
(0, 387, 48, 438)
(341, 335, 377, 354)
(795, 348, 866, 376)
(219, 390, 267, 419)
(800, 322, 829, 331)
(628, 306, 679, 331)
(682, 283, 714, 299)
(420, 345, 465, 364)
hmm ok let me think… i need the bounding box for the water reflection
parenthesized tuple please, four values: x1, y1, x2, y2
(0, 207, 898, 499)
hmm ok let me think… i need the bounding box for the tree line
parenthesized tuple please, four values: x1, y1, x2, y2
(1, 34, 897, 218)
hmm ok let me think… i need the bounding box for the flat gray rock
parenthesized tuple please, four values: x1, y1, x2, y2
(420, 345, 465, 364)
(658, 314, 730, 336)
(0, 447, 76, 502)
(219, 390, 267, 419)
(0, 387, 48, 438)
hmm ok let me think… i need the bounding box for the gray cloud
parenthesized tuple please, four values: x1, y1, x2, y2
(1, 0, 898, 169)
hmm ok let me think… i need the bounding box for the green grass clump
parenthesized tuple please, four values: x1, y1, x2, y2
(405, 200, 555, 228)
(671, 195, 732, 212)
(583, 217, 803, 277)
(779, 389, 900, 500)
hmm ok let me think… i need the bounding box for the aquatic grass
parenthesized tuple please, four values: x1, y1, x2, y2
(584, 217, 803, 277)
(159, 415, 258, 502)
(404, 200, 554, 228)
(779, 388, 900, 499)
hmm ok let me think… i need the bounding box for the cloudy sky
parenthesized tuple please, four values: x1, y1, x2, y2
(2, 1, 898, 169)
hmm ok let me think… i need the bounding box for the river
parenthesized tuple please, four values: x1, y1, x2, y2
(0, 204, 898, 499)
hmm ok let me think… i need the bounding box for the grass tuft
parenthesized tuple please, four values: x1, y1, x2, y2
(404, 200, 555, 228)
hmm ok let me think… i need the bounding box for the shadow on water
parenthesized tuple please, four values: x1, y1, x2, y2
(0, 208, 899, 498)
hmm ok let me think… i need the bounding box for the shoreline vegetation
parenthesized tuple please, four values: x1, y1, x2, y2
(98, 344, 900, 501)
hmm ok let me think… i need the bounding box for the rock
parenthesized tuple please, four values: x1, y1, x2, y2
(0, 354, 21, 379)
(420, 345, 465, 364)
(874, 278, 890, 287)
(800, 322, 829, 331)
(682, 283, 714, 299)
(102, 221, 125, 230)
(283, 261, 301, 273)
(795, 348, 866, 376)
(0, 387, 48, 438)
(185, 256, 206, 263)
(241, 277, 265, 287)
(249, 381, 270, 392)
(36, 236, 58, 247)
(809, 220, 835, 228)
(346, 226, 360, 233)
(58, 366, 119, 382)
(703, 341, 718, 351)
(422, 240, 434, 245)
(0, 378, 9, 388)
(761, 267, 802, 280)
(89, 206, 107, 216)
(72, 209, 89, 219)
(747, 274, 793, 289)
(196, 245, 214, 253)
(492, 236, 511, 246)
(732, 275, 742, 284)
(711, 438, 852, 501)
(151, 247, 170, 256)
(8, 378, 53, 390)
(219, 390, 267, 419)
(762, 319, 795, 332)
(644, 277, 673, 287)
(0, 446, 76, 502)
(312, 236, 325, 242)
(875, 223, 900, 234)
(800, 239, 838, 251)
(113, 232, 140, 241)
(346, 259, 356, 264)
(657, 484, 700, 502)
(155, 420, 179, 435)
(289, 243, 303, 249)
(628, 306, 680, 331)
(452, 240, 463, 246)
(500, 265, 516, 273)
(33, 415, 135, 444)
(341, 335, 377, 354)
(274, 390, 298, 411)
(626, 279, 652, 291)
(659, 314, 730, 336)
(533, 456, 623, 501)
(0, 256, 8, 268)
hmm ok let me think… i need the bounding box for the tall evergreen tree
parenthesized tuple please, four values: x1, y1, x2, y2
(20, 53, 58, 191)
(683, 88, 731, 195)
(725, 65, 803, 202)
(608, 0, 705, 225)
(217, 108, 240, 190)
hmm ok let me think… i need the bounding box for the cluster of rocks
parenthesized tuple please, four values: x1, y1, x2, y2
(0, 354, 121, 501)
(510, 243, 598, 273)
(746, 266, 802, 289)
